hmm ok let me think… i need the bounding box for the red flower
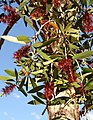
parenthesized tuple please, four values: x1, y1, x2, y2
(58, 58, 72, 72)
(2, 84, 16, 95)
(58, 58, 77, 83)
(0, 4, 19, 26)
(13, 45, 31, 61)
(82, 11, 93, 33)
(30, 8, 46, 20)
(52, 0, 60, 8)
(44, 82, 54, 101)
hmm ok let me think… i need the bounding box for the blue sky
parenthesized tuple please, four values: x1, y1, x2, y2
(0, 19, 48, 120)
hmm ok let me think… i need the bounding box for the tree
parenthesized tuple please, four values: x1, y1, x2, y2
(0, 0, 93, 119)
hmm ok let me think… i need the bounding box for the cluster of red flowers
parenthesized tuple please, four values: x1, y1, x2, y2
(13, 45, 31, 61)
(52, 0, 60, 8)
(30, 8, 46, 20)
(82, 11, 93, 33)
(2, 84, 16, 95)
(0, 4, 19, 26)
(44, 82, 54, 101)
(58, 58, 77, 83)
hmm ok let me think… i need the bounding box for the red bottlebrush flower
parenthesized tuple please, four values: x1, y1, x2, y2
(44, 82, 54, 101)
(13, 45, 31, 61)
(58, 58, 77, 83)
(2, 84, 16, 95)
(82, 11, 93, 33)
(58, 58, 73, 72)
(30, 8, 46, 20)
(0, 4, 19, 26)
(52, 0, 60, 8)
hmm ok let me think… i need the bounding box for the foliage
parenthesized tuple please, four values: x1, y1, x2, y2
(1, 0, 93, 119)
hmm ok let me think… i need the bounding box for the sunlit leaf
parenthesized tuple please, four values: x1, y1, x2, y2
(32, 42, 43, 48)
(0, 36, 26, 44)
(4, 69, 16, 77)
(37, 49, 51, 61)
(69, 43, 79, 50)
(17, 35, 30, 43)
(73, 51, 93, 59)
(0, 76, 12, 80)
(43, 58, 57, 65)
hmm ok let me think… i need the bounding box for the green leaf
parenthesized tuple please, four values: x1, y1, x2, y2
(0, 76, 12, 80)
(82, 68, 93, 73)
(40, 38, 57, 48)
(15, 68, 18, 82)
(17, 35, 30, 43)
(84, 81, 93, 90)
(89, 0, 93, 6)
(4, 69, 16, 77)
(28, 100, 40, 105)
(0, 36, 26, 44)
(65, 22, 72, 32)
(19, 14, 34, 29)
(19, 77, 26, 88)
(37, 49, 51, 61)
(31, 69, 44, 75)
(37, 92, 44, 99)
(57, 23, 64, 34)
(32, 95, 45, 104)
(69, 43, 79, 50)
(28, 85, 44, 93)
(88, 105, 93, 111)
(73, 51, 93, 59)
(43, 58, 57, 65)
(18, 0, 27, 9)
(18, 87, 27, 97)
(46, 3, 51, 14)
(30, 78, 37, 88)
(32, 42, 43, 48)
(71, 82, 80, 88)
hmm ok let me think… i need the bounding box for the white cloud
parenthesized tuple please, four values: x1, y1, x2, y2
(86, 113, 93, 120)
(13, 93, 20, 98)
(3, 112, 8, 116)
(31, 112, 41, 120)
(81, 112, 93, 120)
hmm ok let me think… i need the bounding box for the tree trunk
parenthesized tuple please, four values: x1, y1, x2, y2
(47, 87, 80, 120)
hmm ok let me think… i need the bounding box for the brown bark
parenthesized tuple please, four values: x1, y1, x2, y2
(47, 87, 80, 120)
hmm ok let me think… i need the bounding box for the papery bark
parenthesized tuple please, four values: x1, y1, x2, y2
(47, 87, 80, 120)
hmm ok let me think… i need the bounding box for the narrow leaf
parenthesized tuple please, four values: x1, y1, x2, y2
(30, 78, 37, 88)
(37, 49, 51, 61)
(32, 95, 45, 104)
(28, 100, 40, 105)
(43, 58, 57, 65)
(0, 76, 12, 80)
(32, 42, 43, 48)
(18, 87, 27, 97)
(4, 69, 15, 77)
(73, 51, 93, 59)
(28, 85, 44, 93)
(0, 36, 26, 44)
